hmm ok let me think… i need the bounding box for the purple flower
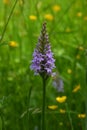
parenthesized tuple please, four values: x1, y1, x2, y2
(52, 78, 64, 92)
(52, 72, 64, 92)
(30, 22, 55, 78)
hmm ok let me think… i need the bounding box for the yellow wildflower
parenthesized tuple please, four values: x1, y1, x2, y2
(9, 41, 18, 47)
(56, 96, 67, 103)
(44, 14, 54, 21)
(76, 12, 82, 17)
(48, 105, 58, 110)
(59, 109, 66, 113)
(67, 69, 72, 74)
(14, 10, 20, 15)
(19, 0, 24, 5)
(72, 84, 80, 93)
(78, 114, 86, 118)
(65, 27, 71, 33)
(3, 0, 10, 4)
(79, 46, 84, 51)
(29, 15, 37, 21)
(76, 54, 80, 59)
(84, 16, 87, 21)
(59, 122, 63, 126)
(52, 5, 61, 12)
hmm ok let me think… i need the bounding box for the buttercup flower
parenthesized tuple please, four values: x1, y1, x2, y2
(65, 27, 71, 33)
(84, 16, 87, 21)
(48, 105, 58, 110)
(19, 0, 24, 5)
(67, 69, 72, 74)
(76, 54, 80, 59)
(72, 84, 80, 93)
(3, 0, 10, 4)
(29, 15, 37, 21)
(44, 14, 54, 21)
(9, 41, 18, 47)
(59, 122, 63, 126)
(30, 22, 55, 78)
(56, 96, 67, 103)
(52, 5, 61, 12)
(78, 114, 86, 118)
(76, 12, 82, 17)
(79, 46, 84, 51)
(59, 109, 66, 113)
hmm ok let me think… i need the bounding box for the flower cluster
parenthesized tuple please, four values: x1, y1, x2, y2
(30, 22, 55, 78)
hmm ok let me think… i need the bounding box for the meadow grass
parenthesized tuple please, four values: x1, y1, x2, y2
(0, 0, 87, 130)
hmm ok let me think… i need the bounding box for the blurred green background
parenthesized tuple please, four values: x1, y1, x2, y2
(0, 0, 87, 130)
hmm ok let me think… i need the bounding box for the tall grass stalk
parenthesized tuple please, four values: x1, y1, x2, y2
(65, 103, 74, 130)
(85, 49, 87, 130)
(0, 112, 5, 130)
(27, 86, 32, 130)
(0, 0, 18, 44)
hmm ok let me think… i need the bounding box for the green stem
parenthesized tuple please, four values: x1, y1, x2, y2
(65, 103, 74, 130)
(0, 113, 5, 130)
(85, 49, 87, 130)
(42, 77, 46, 130)
(27, 86, 32, 130)
(0, 0, 18, 44)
